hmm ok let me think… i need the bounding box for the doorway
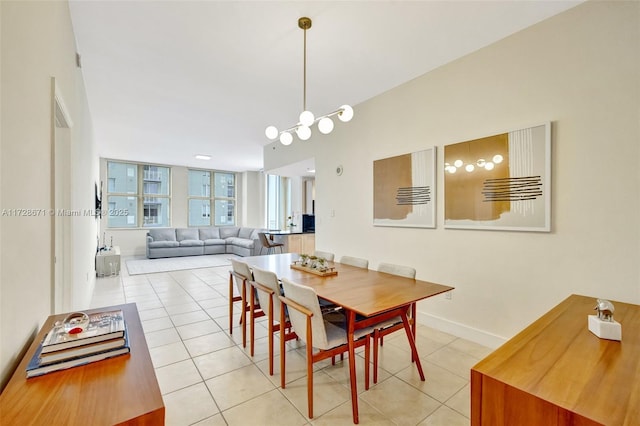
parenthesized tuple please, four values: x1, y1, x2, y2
(52, 78, 73, 313)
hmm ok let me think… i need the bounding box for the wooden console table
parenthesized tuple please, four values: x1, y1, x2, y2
(0, 303, 164, 425)
(471, 294, 640, 426)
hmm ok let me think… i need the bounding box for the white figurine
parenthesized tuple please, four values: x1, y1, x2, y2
(588, 298, 621, 341)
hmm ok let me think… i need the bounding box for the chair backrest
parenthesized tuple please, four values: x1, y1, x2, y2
(281, 278, 332, 350)
(258, 232, 271, 248)
(378, 262, 416, 279)
(313, 250, 335, 262)
(251, 266, 283, 319)
(231, 259, 253, 294)
(340, 255, 369, 269)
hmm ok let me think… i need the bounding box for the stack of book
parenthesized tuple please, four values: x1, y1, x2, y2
(26, 309, 130, 378)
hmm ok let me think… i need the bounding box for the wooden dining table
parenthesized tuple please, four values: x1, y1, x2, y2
(242, 253, 454, 424)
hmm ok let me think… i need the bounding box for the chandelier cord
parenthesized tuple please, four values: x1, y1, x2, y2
(302, 21, 307, 112)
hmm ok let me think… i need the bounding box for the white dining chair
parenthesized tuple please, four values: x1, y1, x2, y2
(278, 278, 372, 419)
(313, 250, 335, 261)
(229, 259, 264, 348)
(339, 255, 368, 269)
(249, 266, 296, 375)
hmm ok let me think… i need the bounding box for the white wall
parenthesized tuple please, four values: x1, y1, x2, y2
(100, 161, 265, 256)
(241, 171, 265, 229)
(0, 0, 4, 391)
(265, 1, 640, 347)
(0, 1, 97, 389)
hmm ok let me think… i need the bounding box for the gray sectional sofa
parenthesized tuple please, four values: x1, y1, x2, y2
(146, 227, 265, 259)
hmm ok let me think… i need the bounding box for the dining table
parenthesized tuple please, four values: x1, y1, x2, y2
(241, 253, 454, 424)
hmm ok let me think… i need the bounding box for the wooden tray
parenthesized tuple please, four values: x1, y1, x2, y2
(290, 263, 338, 277)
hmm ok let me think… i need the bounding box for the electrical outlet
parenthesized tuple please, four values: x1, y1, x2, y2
(445, 291, 452, 300)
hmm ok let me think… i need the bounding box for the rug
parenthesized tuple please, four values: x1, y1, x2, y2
(125, 254, 237, 275)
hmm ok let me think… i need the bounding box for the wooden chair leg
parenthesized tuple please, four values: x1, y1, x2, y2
(364, 336, 370, 390)
(241, 281, 247, 348)
(268, 301, 274, 375)
(229, 275, 234, 334)
(280, 302, 287, 389)
(249, 290, 255, 357)
(307, 338, 314, 418)
(373, 331, 380, 384)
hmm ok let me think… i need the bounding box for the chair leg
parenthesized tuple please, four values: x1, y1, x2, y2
(307, 340, 314, 418)
(241, 282, 247, 348)
(365, 335, 370, 390)
(228, 275, 234, 334)
(280, 303, 287, 389)
(268, 319, 274, 376)
(249, 291, 255, 357)
(373, 331, 379, 384)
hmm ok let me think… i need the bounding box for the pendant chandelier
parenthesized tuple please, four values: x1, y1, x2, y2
(265, 17, 353, 146)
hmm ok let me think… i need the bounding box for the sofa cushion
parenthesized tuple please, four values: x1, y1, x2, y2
(176, 228, 199, 241)
(203, 239, 226, 246)
(219, 227, 240, 239)
(179, 239, 204, 247)
(238, 227, 254, 239)
(226, 237, 254, 249)
(149, 240, 179, 248)
(199, 227, 220, 240)
(148, 228, 177, 241)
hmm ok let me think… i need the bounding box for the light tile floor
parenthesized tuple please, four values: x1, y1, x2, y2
(91, 259, 492, 426)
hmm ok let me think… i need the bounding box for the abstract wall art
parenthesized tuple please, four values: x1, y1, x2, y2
(373, 147, 436, 228)
(444, 122, 551, 232)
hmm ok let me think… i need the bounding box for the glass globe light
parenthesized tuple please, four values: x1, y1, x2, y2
(280, 132, 293, 146)
(493, 154, 504, 164)
(465, 164, 475, 172)
(454, 159, 463, 168)
(296, 125, 311, 141)
(318, 117, 334, 134)
(338, 105, 354, 122)
(485, 162, 495, 170)
(265, 125, 278, 140)
(477, 158, 486, 168)
(448, 166, 457, 174)
(299, 110, 315, 127)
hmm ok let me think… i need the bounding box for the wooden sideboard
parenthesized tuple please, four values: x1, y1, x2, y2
(0, 303, 164, 425)
(471, 294, 640, 426)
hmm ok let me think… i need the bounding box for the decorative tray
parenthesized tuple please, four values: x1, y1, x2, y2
(290, 263, 338, 277)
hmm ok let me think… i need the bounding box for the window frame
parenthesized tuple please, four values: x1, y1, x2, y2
(106, 161, 172, 229)
(187, 168, 237, 227)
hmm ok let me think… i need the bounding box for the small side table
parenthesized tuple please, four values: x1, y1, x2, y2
(96, 246, 121, 277)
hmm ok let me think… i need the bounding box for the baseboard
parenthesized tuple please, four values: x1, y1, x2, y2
(416, 310, 507, 350)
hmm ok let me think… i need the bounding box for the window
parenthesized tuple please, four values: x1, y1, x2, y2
(188, 170, 236, 227)
(106, 161, 171, 228)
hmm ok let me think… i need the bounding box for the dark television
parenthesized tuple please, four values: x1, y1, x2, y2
(302, 214, 315, 232)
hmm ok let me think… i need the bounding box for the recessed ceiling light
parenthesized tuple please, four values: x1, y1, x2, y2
(195, 155, 211, 160)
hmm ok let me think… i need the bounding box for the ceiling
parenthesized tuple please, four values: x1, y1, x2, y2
(69, 0, 581, 176)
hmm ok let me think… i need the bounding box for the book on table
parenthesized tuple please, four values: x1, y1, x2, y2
(38, 336, 127, 365)
(26, 328, 130, 378)
(41, 309, 126, 354)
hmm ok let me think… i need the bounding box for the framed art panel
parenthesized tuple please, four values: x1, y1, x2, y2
(444, 122, 551, 232)
(373, 147, 436, 228)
